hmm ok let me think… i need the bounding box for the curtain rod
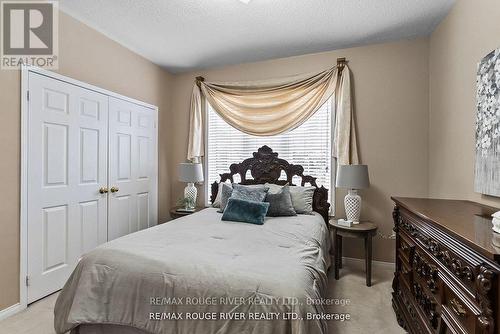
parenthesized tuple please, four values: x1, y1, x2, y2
(195, 58, 347, 85)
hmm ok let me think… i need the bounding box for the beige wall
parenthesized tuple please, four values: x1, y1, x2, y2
(429, 0, 500, 207)
(169, 38, 430, 263)
(0, 12, 173, 310)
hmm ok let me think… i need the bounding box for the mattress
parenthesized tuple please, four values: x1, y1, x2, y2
(55, 208, 331, 334)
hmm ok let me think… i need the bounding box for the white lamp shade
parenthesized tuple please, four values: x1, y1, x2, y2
(178, 163, 204, 183)
(336, 165, 369, 189)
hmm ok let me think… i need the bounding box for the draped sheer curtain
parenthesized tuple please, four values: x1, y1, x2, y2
(188, 65, 359, 166)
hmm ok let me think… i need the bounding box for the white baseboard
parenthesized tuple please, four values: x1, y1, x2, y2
(0, 303, 25, 321)
(342, 256, 395, 269)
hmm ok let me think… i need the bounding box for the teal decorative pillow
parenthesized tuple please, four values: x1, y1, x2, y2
(265, 185, 296, 217)
(231, 184, 269, 202)
(221, 198, 269, 225)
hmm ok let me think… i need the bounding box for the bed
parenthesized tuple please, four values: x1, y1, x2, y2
(54, 146, 331, 334)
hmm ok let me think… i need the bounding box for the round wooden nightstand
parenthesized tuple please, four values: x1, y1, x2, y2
(329, 219, 378, 286)
(169, 207, 204, 220)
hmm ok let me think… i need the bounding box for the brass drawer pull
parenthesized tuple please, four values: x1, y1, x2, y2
(450, 298, 466, 317)
(110, 186, 119, 193)
(99, 187, 108, 194)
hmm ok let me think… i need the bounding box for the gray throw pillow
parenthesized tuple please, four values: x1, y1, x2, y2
(212, 182, 232, 208)
(217, 183, 234, 213)
(265, 183, 283, 195)
(265, 185, 296, 217)
(289, 186, 315, 214)
(265, 183, 315, 214)
(231, 184, 269, 203)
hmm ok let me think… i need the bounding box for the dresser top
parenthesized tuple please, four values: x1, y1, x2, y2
(392, 197, 500, 260)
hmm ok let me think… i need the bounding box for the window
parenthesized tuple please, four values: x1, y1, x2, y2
(206, 99, 334, 206)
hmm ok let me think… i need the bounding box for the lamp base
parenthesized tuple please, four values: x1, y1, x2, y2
(184, 182, 197, 210)
(344, 189, 361, 224)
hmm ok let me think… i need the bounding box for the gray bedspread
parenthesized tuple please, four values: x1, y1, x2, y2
(54, 208, 330, 334)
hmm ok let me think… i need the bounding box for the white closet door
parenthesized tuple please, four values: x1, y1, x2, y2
(27, 73, 108, 303)
(108, 97, 157, 241)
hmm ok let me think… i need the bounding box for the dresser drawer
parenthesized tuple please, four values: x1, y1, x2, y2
(413, 249, 440, 297)
(441, 305, 469, 334)
(399, 231, 415, 264)
(442, 281, 480, 334)
(394, 280, 434, 334)
(412, 280, 440, 330)
(399, 253, 413, 288)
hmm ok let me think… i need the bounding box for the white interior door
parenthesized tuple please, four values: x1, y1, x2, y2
(27, 73, 108, 303)
(108, 97, 157, 240)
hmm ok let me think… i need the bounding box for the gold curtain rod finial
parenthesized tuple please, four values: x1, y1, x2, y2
(195, 76, 205, 88)
(337, 57, 347, 75)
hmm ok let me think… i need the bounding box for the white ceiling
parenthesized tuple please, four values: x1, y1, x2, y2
(59, 0, 455, 73)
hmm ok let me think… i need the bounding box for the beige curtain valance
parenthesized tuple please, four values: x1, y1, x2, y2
(188, 65, 359, 165)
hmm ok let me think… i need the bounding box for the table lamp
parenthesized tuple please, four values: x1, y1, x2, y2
(336, 165, 370, 224)
(178, 162, 204, 210)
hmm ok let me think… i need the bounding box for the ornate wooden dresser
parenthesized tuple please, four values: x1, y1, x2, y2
(392, 197, 500, 334)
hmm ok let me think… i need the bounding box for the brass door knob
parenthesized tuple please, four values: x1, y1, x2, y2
(110, 186, 119, 193)
(99, 187, 108, 194)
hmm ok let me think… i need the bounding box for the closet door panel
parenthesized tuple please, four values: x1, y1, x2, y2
(76, 88, 109, 248)
(27, 73, 108, 303)
(108, 97, 157, 240)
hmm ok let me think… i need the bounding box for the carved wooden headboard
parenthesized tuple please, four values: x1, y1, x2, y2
(210, 145, 330, 223)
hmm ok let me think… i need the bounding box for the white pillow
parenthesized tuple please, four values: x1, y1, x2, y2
(265, 183, 315, 214)
(212, 182, 232, 208)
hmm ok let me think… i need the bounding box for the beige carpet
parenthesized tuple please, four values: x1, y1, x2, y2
(0, 259, 404, 334)
(325, 259, 404, 334)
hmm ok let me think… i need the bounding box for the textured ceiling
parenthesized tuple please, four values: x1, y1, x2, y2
(59, 0, 455, 73)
